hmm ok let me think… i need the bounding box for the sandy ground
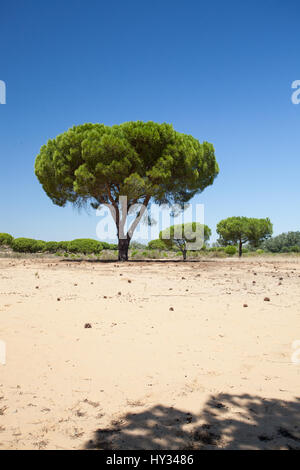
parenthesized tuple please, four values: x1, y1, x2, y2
(0, 256, 300, 450)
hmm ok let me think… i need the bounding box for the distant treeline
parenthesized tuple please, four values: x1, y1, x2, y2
(0, 234, 117, 254)
(1, 231, 300, 255)
(261, 232, 300, 253)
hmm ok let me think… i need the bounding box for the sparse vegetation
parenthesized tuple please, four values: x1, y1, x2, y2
(2, 228, 300, 259)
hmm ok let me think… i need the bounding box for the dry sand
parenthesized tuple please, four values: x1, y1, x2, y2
(0, 256, 299, 450)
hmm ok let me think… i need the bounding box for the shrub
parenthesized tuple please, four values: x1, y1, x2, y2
(12, 238, 46, 253)
(148, 239, 167, 250)
(130, 241, 147, 250)
(57, 241, 70, 251)
(44, 241, 60, 253)
(100, 241, 111, 250)
(289, 245, 300, 253)
(209, 246, 225, 252)
(96, 241, 118, 250)
(0, 233, 14, 246)
(67, 239, 103, 254)
(109, 243, 118, 250)
(36, 240, 47, 252)
(225, 245, 237, 256)
(263, 231, 300, 253)
(256, 249, 264, 254)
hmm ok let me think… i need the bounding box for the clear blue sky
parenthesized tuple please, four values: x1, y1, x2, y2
(0, 0, 300, 243)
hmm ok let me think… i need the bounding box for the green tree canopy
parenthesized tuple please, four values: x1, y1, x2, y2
(160, 222, 211, 260)
(216, 216, 273, 257)
(262, 231, 300, 253)
(35, 121, 219, 260)
(0, 233, 14, 246)
(148, 239, 168, 251)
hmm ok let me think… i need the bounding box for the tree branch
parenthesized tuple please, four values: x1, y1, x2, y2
(105, 184, 117, 207)
(127, 195, 151, 239)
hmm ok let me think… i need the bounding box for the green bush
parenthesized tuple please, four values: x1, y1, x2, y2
(263, 232, 300, 253)
(289, 245, 300, 253)
(148, 239, 167, 250)
(225, 245, 237, 256)
(100, 241, 110, 250)
(96, 241, 118, 250)
(57, 241, 70, 251)
(44, 241, 60, 253)
(67, 239, 103, 254)
(12, 238, 46, 253)
(130, 241, 147, 250)
(0, 233, 14, 246)
(209, 246, 225, 252)
(256, 249, 264, 254)
(36, 240, 47, 252)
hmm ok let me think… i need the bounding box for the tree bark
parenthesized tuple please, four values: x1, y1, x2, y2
(116, 195, 150, 262)
(118, 237, 130, 261)
(183, 249, 187, 261)
(239, 239, 242, 257)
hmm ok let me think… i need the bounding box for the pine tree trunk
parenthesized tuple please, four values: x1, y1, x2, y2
(118, 237, 130, 261)
(239, 239, 242, 257)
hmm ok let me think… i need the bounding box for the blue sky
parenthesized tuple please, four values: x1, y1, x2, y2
(0, 0, 300, 243)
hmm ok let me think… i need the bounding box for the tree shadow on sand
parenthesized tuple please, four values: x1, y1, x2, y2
(84, 393, 300, 450)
